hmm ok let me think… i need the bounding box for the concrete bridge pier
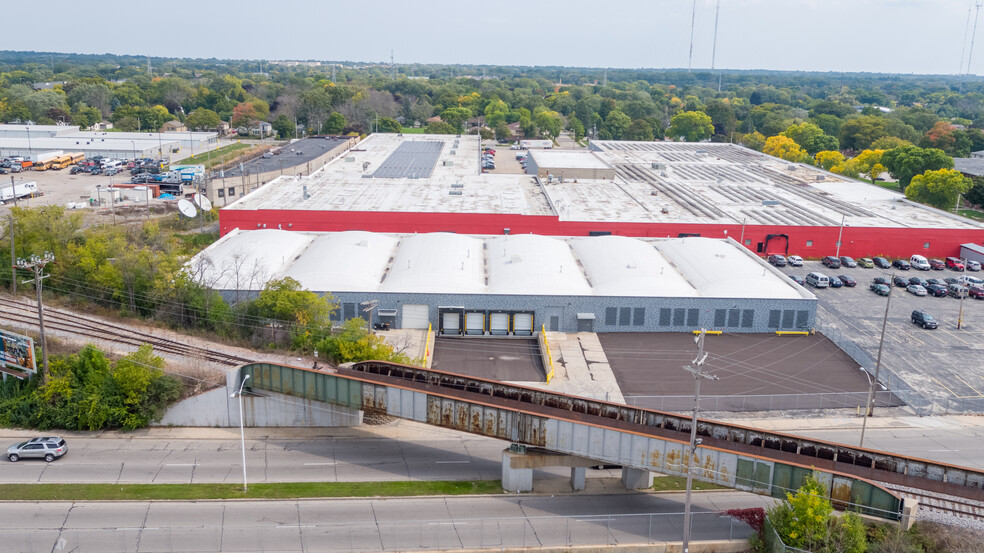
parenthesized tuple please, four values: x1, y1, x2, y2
(502, 447, 634, 493)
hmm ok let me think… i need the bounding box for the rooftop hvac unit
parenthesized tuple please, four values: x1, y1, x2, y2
(443, 160, 454, 166)
(344, 157, 355, 162)
(449, 190, 462, 195)
(696, 149, 707, 154)
(816, 175, 826, 181)
(450, 150, 456, 154)
(361, 174, 373, 178)
(451, 183, 463, 188)
(651, 162, 666, 170)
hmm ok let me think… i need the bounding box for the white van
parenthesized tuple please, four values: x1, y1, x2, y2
(101, 159, 121, 170)
(909, 255, 930, 271)
(806, 272, 830, 288)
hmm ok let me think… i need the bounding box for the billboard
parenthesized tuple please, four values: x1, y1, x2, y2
(0, 329, 37, 373)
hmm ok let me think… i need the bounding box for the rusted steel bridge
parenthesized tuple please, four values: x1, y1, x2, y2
(237, 360, 984, 521)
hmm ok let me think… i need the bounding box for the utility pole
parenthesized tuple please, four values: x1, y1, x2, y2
(835, 213, 846, 259)
(687, 0, 697, 72)
(15, 252, 54, 382)
(711, 0, 721, 71)
(682, 329, 718, 553)
(959, 259, 968, 330)
(865, 274, 893, 419)
(9, 175, 18, 207)
(8, 213, 15, 293)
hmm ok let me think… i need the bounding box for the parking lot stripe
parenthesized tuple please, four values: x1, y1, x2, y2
(952, 375, 984, 398)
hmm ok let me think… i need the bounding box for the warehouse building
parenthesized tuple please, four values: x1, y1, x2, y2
(190, 230, 816, 334)
(0, 124, 216, 160)
(220, 134, 984, 259)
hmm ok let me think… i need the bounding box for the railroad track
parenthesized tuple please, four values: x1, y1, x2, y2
(881, 483, 984, 521)
(1, 298, 253, 367)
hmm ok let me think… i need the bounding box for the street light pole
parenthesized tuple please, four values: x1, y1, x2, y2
(958, 258, 968, 330)
(14, 252, 54, 382)
(8, 213, 15, 293)
(866, 274, 893, 417)
(859, 367, 874, 447)
(230, 374, 251, 492)
(835, 214, 846, 259)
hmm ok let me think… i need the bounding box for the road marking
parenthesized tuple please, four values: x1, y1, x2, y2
(435, 461, 470, 464)
(953, 375, 984, 397)
(575, 519, 613, 523)
(165, 464, 198, 467)
(928, 449, 958, 452)
(427, 522, 468, 526)
(276, 525, 316, 529)
(303, 462, 336, 466)
(117, 527, 159, 531)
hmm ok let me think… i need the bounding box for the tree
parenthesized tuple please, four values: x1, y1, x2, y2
(440, 106, 471, 133)
(668, 110, 713, 141)
(185, 108, 220, 131)
(324, 112, 346, 134)
(624, 119, 654, 141)
(272, 114, 294, 138)
(966, 175, 984, 207)
(763, 135, 809, 163)
(252, 277, 336, 329)
(881, 145, 953, 190)
(70, 105, 102, 129)
(425, 121, 456, 134)
(919, 121, 972, 157)
(534, 110, 563, 140)
(703, 99, 738, 138)
(567, 115, 585, 142)
(781, 122, 838, 156)
(494, 121, 513, 143)
(231, 102, 259, 129)
(905, 168, 971, 210)
(602, 109, 632, 140)
(740, 131, 767, 151)
(815, 150, 845, 171)
(377, 117, 402, 133)
(769, 475, 832, 550)
(870, 136, 909, 150)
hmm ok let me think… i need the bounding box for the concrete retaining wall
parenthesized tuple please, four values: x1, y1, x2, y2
(155, 369, 362, 427)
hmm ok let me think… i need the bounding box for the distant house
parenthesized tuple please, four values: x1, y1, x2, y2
(217, 121, 231, 136)
(954, 157, 984, 178)
(92, 120, 114, 131)
(425, 116, 443, 124)
(245, 121, 273, 137)
(971, 150, 984, 159)
(32, 81, 65, 91)
(161, 120, 187, 132)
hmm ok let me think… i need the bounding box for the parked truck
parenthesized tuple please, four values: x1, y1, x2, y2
(0, 181, 38, 203)
(520, 139, 553, 149)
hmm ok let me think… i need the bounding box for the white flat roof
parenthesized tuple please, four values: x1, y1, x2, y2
(192, 231, 809, 300)
(528, 150, 611, 169)
(223, 136, 979, 230)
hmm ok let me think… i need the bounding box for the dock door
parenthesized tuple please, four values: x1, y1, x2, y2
(438, 307, 464, 335)
(464, 311, 486, 335)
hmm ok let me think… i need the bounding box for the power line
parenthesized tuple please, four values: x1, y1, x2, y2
(968, 1, 983, 75)
(687, 0, 697, 72)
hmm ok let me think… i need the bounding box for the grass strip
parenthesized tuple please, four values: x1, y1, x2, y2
(651, 476, 729, 492)
(180, 143, 251, 167)
(0, 480, 503, 501)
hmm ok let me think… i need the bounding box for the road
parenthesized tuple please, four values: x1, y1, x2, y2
(0, 493, 765, 553)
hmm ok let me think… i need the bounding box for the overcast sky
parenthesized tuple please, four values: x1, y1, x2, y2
(3, 0, 981, 75)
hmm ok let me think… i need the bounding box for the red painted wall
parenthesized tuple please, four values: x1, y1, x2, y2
(219, 209, 984, 260)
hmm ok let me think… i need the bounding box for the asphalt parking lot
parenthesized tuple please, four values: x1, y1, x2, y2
(431, 337, 545, 382)
(225, 137, 346, 177)
(775, 258, 984, 413)
(598, 332, 893, 412)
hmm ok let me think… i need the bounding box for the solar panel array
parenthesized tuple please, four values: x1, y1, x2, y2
(372, 140, 444, 179)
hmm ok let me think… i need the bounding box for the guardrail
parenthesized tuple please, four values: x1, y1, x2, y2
(625, 391, 902, 413)
(539, 325, 556, 383)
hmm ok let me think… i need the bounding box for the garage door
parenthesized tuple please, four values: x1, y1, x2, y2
(401, 304, 430, 329)
(513, 313, 534, 335)
(441, 312, 461, 335)
(465, 312, 485, 335)
(489, 313, 510, 335)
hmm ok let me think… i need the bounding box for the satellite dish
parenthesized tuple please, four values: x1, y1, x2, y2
(177, 198, 198, 218)
(193, 193, 212, 211)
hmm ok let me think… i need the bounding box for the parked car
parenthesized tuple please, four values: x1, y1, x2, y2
(944, 277, 961, 285)
(909, 255, 931, 270)
(907, 284, 927, 296)
(838, 275, 856, 287)
(873, 276, 890, 285)
(828, 276, 844, 288)
(968, 260, 982, 272)
(959, 275, 984, 286)
(929, 258, 945, 270)
(767, 254, 786, 267)
(892, 275, 908, 287)
(870, 283, 890, 296)
(970, 285, 984, 299)
(926, 284, 948, 297)
(908, 277, 929, 287)
(786, 255, 803, 267)
(911, 310, 938, 329)
(946, 257, 965, 271)
(858, 257, 874, 268)
(892, 259, 911, 270)
(821, 256, 841, 269)
(873, 257, 891, 269)
(838, 256, 857, 268)
(7, 437, 67, 462)
(788, 275, 805, 286)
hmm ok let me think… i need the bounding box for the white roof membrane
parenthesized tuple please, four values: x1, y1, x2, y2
(570, 236, 696, 296)
(380, 233, 486, 294)
(282, 232, 398, 292)
(487, 234, 593, 296)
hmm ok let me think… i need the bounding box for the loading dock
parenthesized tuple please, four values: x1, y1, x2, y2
(402, 304, 430, 329)
(432, 337, 546, 381)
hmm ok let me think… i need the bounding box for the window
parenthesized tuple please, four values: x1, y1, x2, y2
(714, 309, 726, 327)
(796, 310, 809, 328)
(343, 303, 356, 320)
(217, 189, 225, 197)
(618, 307, 631, 326)
(781, 310, 795, 329)
(687, 308, 699, 326)
(605, 307, 617, 325)
(741, 309, 754, 328)
(659, 308, 672, 326)
(632, 308, 645, 326)
(228, 187, 235, 196)
(744, 239, 751, 246)
(806, 240, 813, 247)
(768, 310, 781, 328)
(728, 308, 740, 327)
(673, 308, 686, 326)
(923, 242, 930, 249)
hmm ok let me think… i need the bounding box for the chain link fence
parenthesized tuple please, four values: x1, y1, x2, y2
(626, 390, 898, 413)
(763, 517, 813, 553)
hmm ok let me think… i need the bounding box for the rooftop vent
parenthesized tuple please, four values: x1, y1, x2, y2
(451, 183, 463, 188)
(450, 150, 456, 155)
(448, 190, 462, 195)
(443, 160, 454, 166)
(344, 157, 355, 162)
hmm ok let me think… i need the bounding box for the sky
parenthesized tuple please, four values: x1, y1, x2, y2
(3, 0, 982, 75)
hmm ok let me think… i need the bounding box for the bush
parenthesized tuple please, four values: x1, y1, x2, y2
(0, 345, 181, 431)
